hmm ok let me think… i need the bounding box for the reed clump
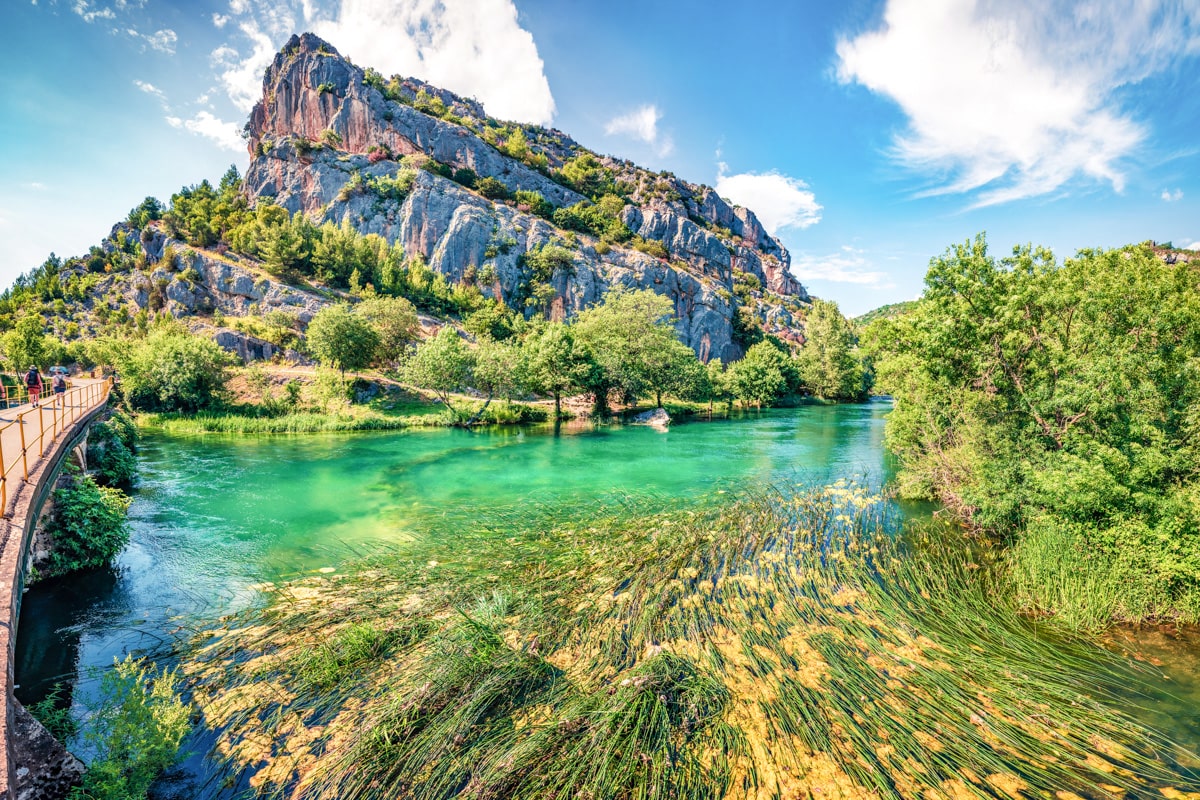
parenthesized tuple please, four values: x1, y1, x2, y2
(183, 482, 1200, 799)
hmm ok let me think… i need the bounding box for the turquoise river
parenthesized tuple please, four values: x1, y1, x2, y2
(12, 400, 1200, 788)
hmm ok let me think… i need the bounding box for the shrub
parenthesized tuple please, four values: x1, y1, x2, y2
(105, 324, 234, 413)
(476, 177, 510, 200)
(370, 169, 416, 201)
(73, 656, 191, 800)
(631, 237, 668, 259)
(367, 144, 393, 163)
(316, 81, 335, 94)
(88, 421, 138, 489)
(513, 190, 553, 219)
(452, 167, 477, 188)
(320, 129, 343, 148)
(44, 472, 131, 578)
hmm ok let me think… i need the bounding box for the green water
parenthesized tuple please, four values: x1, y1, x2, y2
(13, 399, 1200, 787)
(15, 402, 898, 707)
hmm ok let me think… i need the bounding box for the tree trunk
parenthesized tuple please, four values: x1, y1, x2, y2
(553, 391, 561, 419)
(655, 390, 663, 408)
(465, 393, 494, 427)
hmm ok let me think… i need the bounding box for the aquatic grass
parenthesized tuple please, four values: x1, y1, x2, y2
(182, 483, 1200, 799)
(138, 410, 420, 434)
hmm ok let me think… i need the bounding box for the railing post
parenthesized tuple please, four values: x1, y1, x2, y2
(38, 404, 46, 457)
(19, 412, 28, 482)
(0, 434, 6, 516)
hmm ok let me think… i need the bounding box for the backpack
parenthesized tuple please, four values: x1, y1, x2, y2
(53, 374, 65, 390)
(25, 369, 39, 388)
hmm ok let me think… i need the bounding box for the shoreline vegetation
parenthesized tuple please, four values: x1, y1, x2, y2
(134, 369, 839, 436)
(864, 236, 1200, 631)
(185, 484, 1200, 799)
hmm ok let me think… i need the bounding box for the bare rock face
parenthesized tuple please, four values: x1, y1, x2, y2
(242, 32, 809, 360)
(129, 225, 329, 324)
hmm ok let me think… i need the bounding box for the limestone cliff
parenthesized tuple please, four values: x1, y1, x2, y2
(242, 33, 809, 360)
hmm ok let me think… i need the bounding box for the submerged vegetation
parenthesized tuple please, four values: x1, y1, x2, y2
(185, 484, 1200, 799)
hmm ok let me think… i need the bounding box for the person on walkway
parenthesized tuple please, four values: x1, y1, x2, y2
(51, 371, 66, 408)
(25, 365, 43, 408)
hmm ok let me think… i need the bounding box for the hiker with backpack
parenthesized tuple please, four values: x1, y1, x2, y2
(25, 365, 43, 408)
(51, 370, 67, 408)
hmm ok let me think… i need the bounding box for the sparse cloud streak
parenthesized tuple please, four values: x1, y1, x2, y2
(605, 104, 673, 157)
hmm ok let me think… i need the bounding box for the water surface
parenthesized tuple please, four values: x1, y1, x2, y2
(16, 402, 895, 705)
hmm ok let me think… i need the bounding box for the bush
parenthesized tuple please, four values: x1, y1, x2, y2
(89, 421, 138, 489)
(452, 167, 478, 189)
(631, 237, 669, 259)
(44, 472, 131, 578)
(475, 177, 510, 200)
(105, 324, 234, 413)
(513, 190, 553, 219)
(72, 656, 191, 800)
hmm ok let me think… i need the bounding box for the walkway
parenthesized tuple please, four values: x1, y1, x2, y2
(0, 376, 114, 800)
(0, 379, 112, 514)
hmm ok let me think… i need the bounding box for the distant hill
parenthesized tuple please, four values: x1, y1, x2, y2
(853, 300, 918, 327)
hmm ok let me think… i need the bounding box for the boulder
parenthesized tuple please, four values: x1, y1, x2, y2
(630, 407, 671, 431)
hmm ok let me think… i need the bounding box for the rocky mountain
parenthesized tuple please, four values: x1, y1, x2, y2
(240, 32, 809, 361)
(8, 32, 812, 366)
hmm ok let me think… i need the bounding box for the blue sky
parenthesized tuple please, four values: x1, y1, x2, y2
(4, 0, 1200, 315)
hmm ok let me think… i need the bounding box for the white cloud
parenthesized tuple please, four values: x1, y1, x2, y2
(212, 0, 556, 123)
(212, 23, 279, 113)
(605, 104, 673, 156)
(307, 0, 556, 124)
(836, 0, 1200, 206)
(1185, 241, 1200, 251)
(133, 79, 166, 104)
(715, 164, 822, 235)
(124, 26, 178, 54)
(73, 0, 115, 22)
(213, 13, 230, 27)
(23, 182, 47, 191)
(791, 247, 894, 288)
(168, 111, 245, 152)
(144, 29, 177, 54)
(1162, 188, 1184, 202)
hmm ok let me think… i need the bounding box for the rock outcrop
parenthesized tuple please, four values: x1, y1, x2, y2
(241, 33, 809, 361)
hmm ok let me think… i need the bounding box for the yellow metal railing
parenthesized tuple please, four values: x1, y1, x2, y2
(0, 377, 114, 515)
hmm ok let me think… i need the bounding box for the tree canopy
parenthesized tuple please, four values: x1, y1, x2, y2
(864, 235, 1200, 628)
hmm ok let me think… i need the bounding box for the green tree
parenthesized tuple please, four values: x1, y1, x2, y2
(108, 325, 233, 413)
(468, 338, 523, 423)
(463, 300, 518, 341)
(75, 656, 191, 800)
(573, 288, 679, 414)
(355, 295, 419, 368)
(306, 303, 380, 379)
(44, 473, 131, 578)
(402, 327, 474, 411)
(2, 315, 49, 371)
(642, 337, 702, 408)
(796, 299, 868, 401)
(729, 341, 787, 409)
(523, 321, 588, 419)
(865, 234, 1200, 627)
(704, 359, 734, 414)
